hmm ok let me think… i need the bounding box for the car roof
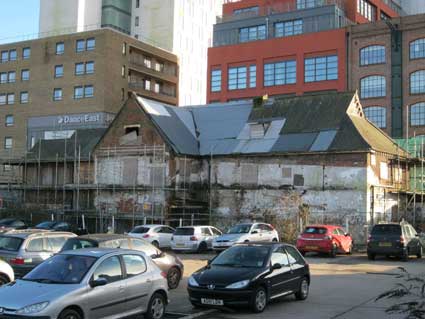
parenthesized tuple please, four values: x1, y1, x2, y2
(176, 225, 212, 228)
(2, 229, 73, 238)
(305, 225, 341, 229)
(134, 224, 164, 228)
(235, 242, 284, 248)
(60, 247, 139, 258)
(78, 233, 131, 242)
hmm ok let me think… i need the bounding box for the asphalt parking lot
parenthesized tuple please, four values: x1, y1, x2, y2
(164, 252, 425, 319)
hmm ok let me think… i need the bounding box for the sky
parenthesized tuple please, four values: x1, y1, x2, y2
(0, 0, 40, 44)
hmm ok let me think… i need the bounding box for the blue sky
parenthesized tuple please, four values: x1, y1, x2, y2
(0, 1, 40, 43)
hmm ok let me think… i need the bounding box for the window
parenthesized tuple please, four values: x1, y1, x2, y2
(211, 69, 221, 92)
(22, 47, 30, 60)
(46, 237, 67, 252)
(7, 93, 14, 105)
(135, 16, 139, 27)
(54, 65, 64, 78)
(275, 20, 303, 37)
(364, 106, 386, 128)
(380, 162, 388, 180)
(271, 247, 290, 266)
(201, 227, 212, 236)
(410, 70, 425, 94)
(121, 88, 125, 101)
(0, 94, 5, 105)
(122, 42, 127, 55)
(155, 62, 164, 72)
(1, 51, 8, 63)
(136, 0, 140, 8)
(123, 255, 146, 277)
(239, 25, 266, 43)
(228, 66, 247, 90)
(305, 55, 338, 82)
(4, 137, 12, 149)
(144, 57, 151, 68)
(410, 102, 425, 126)
(154, 82, 161, 93)
(84, 85, 94, 98)
(74, 86, 84, 99)
(75, 63, 84, 75)
(20, 91, 29, 104)
(249, 65, 256, 88)
(144, 79, 151, 90)
(360, 45, 385, 65)
(9, 50, 17, 61)
(3, 164, 12, 172)
(8, 71, 16, 83)
(410, 38, 425, 60)
(264, 60, 296, 86)
(21, 69, 30, 81)
(285, 246, 305, 265)
(233, 6, 259, 15)
(0, 72, 7, 84)
(86, 38, 95, 51)
(93, 256, 122, 283)
(56, 42, 64, 55)
(357, 0, 377, 21)
(297, 0, 324, 9)
(53, 88, 63, 101)
(76, 39, 85, 52)
(5, 115, 13, 127)
(86, 61, 94, 74)
(360, 75, 386, 98)
(121, 65, 126, 78)
(26, 238, 44, 252)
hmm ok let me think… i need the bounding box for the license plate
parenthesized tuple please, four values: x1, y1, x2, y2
(201, 298, 224, 306)
(176, 243, 185, 247)
(305, 246, 318, 250)
(379, 242, 392, 247)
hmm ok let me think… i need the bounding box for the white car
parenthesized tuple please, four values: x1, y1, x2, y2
(0, 259, 14, 285)
(213, 223, 279, 251)
(128, 224, 175, 248)
(171, 226, 222, 252)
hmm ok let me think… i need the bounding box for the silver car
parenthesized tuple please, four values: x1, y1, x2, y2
(0, 248, 168, 319)
(0, 259, 14, 285)
(171, 226, 222, 252)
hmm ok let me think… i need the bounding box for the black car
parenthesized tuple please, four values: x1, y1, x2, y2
(61, 234, 184, 289)
(367, 222, 424, 261)
(34, 221, 88, 235)
(188, 242, 310, 313)
(0, 218, 26, 233)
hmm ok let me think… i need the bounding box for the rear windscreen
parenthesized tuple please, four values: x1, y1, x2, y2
(131, 227, 150, 234)
(174, 228, 194, 236)
(372, 225, 401, 235)
(0, 236, 24, 251)
(303, 227, 327, 235)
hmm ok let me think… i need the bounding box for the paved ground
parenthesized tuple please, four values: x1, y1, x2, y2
(164, 252, 425, 319)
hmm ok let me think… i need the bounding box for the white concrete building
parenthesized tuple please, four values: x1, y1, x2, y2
(39, 0, 225, 105)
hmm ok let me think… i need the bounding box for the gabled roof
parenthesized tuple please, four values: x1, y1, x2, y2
(134, 92, 407, 157)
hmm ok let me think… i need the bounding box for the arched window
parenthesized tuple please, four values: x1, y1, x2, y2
(360, 45, 385, 66)
(410, 70, 425, 94)
(360, 76, 386, 98)
(364, 106, 386, 128)
(410, 102, 425, 126)
(410, 38, 425, 60)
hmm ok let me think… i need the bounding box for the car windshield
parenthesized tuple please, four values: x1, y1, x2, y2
(0, 236, 23, 251)
(303, 227, 327, 235)
(174, 228, 194, 236)
(372, 225, 401, 235)
(227, 224, 252, 234)
(212, 245, 270, 268)
(131, 227, 150, 234)
(36, 221, 55, 229)
(61, 238, 97, 251)
(24, 254, 97, 284)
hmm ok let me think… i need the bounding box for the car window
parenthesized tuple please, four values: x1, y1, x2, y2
(131, 227, 150, 234)
(101, 240, 120, 249)
(271, 247, 289, 266)
(130, 239, 157, 257)
(332, 229, 339, 235)
(371, 225, 401, 235)
(304, 227, 327, 235)
(252, 224, 261, 231)
(211, 227, 222, 235)
(285, 246, 305, 265)
(12, 221, 25, 227)
(46, 237, 67, 252)
(201, 227, 212, 236)
(54, 223, 69, 230)
(262, 224, 274, 232)
(409, 226, 417, 236)
(174, 228, 194, 236)
(93, 256, 122, 283)
(0, 236, 23, 251)
(62, 238, 96, 251)
(163, 227, 175, 234)
(123, 255, 147, 278)
(26, 238, 44, 252)
(337, 229, 345, 236)
(118, 239, 130, 249)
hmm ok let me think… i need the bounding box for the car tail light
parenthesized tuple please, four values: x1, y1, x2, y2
(367, 235, 372, 243)
(190, 236, 198, 241)
(160, 271, 167, 279)
(10, 257, 24, 265)
(297, 234, 303, 240)
(143, 234, 150, 238)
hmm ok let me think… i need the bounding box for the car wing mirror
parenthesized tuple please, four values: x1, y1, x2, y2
(251, 230, 258, 234)
(90, 277, 108, 288)
(272, 263, 282, 270)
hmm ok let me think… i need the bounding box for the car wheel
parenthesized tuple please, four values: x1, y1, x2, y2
(58, 308, 82, 319)
(152, 241, 160, 248)
(417, 246, 423, 259)
(167, 267, 181, 289)
(197, 242, 208, 253)
(272, 238, 278, 242)
(146, 293, 166, 319)
(367, 252, 375, 260)
(0, 273, 10, 286)
(295, 277, 309, 300)
(402, 250, 409, 262)
(250, 286, 267, 313)
(329, 245, 337, 258)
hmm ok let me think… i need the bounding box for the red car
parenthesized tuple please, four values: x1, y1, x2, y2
(296, 225, 353, 257)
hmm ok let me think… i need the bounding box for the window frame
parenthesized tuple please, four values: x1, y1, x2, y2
(360, 75, 386, 99)
(360, 45, 386, 66)
(9, 50, 17, 61)
(239, 24, 266, 43)
(228, 66, 247, 90)
(304, 55, 338, 83)
(274, 19, 303, 38)
(54, 65, 64, 78)
(56, 42, 65, 55)
(20, 91, 29, 104)
(211, 69, 222, 92)
(86, 38, 95, 51)
(5, 115, 14, 127)
(53, 88, 63, 101)
(410, 38, 425, 60)
(92, 255, 124, 284)
(4, 137, 13, 150)
(8, 71, 16, 83)
(410, 102, 425, 127)
(74, 86, 84, 99)
(363, 106, 386, 128)
(76, 39, 86, 53)
(22, 47, 31, 60)
(21, 69, 30, 81)
(410, 70, 425, 95)
(264, 60, 297, 87)
(7, 93, 14, 105)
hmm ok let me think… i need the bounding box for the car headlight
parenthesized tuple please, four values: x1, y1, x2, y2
(188, 276, 199, 287)
(225, 280, 250, 289)
(16, 302, 49, 315)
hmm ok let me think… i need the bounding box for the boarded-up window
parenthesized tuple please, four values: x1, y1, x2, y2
(380, 162, 388, 180)
(282, 167, 292, 178)
(293, 174, 304, 186)
(150, 166, 165, 186)
(241, 163, 258, 185)
(123, 158, 138, 185)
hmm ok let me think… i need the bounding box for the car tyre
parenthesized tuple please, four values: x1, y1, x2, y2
(167, 267, 181, 289)
(145, 292, 166, 319)
(152, 241, 160, 249)
(58, 308, 82, 319)
(401, 250, 409, 262)
(250, 286, 267, 313)
(197, 242, 208, 253)
(417, 246, 423, 259)
(367, 252, 375, 260)
(0, 273, 10, 286)
(272, 238, 278, 242)
(329, 244, 337, 258)
(295, 277, 309, 300)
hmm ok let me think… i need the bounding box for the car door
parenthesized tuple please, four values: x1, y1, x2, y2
(86, 255, 127, 319)
(250, 224, 263, 241)
(157, 227, 174, 248)
(285, 245, 307, 291)
(24, 237, 52, 268)
(261, 224, 274, 241)
(201, 227, 214, 248)
(336, 228, 349, 252)
(210, 227, 222, 240)
(268, 246, 295, 297)
(331, 228, 343, 252)
(122, 254, 153, 315)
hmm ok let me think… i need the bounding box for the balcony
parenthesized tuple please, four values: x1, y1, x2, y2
(128, 82, 177, 105)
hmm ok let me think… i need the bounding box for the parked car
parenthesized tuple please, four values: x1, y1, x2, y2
(0, 258, 14, 286)
(213, 223, 279, 251)
(188, 242, 310, 313)
(367, 221, 424, 261)
(34, 220, 88, 235)
(171, 226, 222, 252)
(61, 234, 184, 289)
(128, 224, 175, 248)
(0, 229, 76, 277)
(0, 248, 168, 319)
(296, 225, 353, 257)
(0, 218, 27, 233)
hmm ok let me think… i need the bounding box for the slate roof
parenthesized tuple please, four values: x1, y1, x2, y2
(135, 92, 407, 157)
(26, 128, 106, 162)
